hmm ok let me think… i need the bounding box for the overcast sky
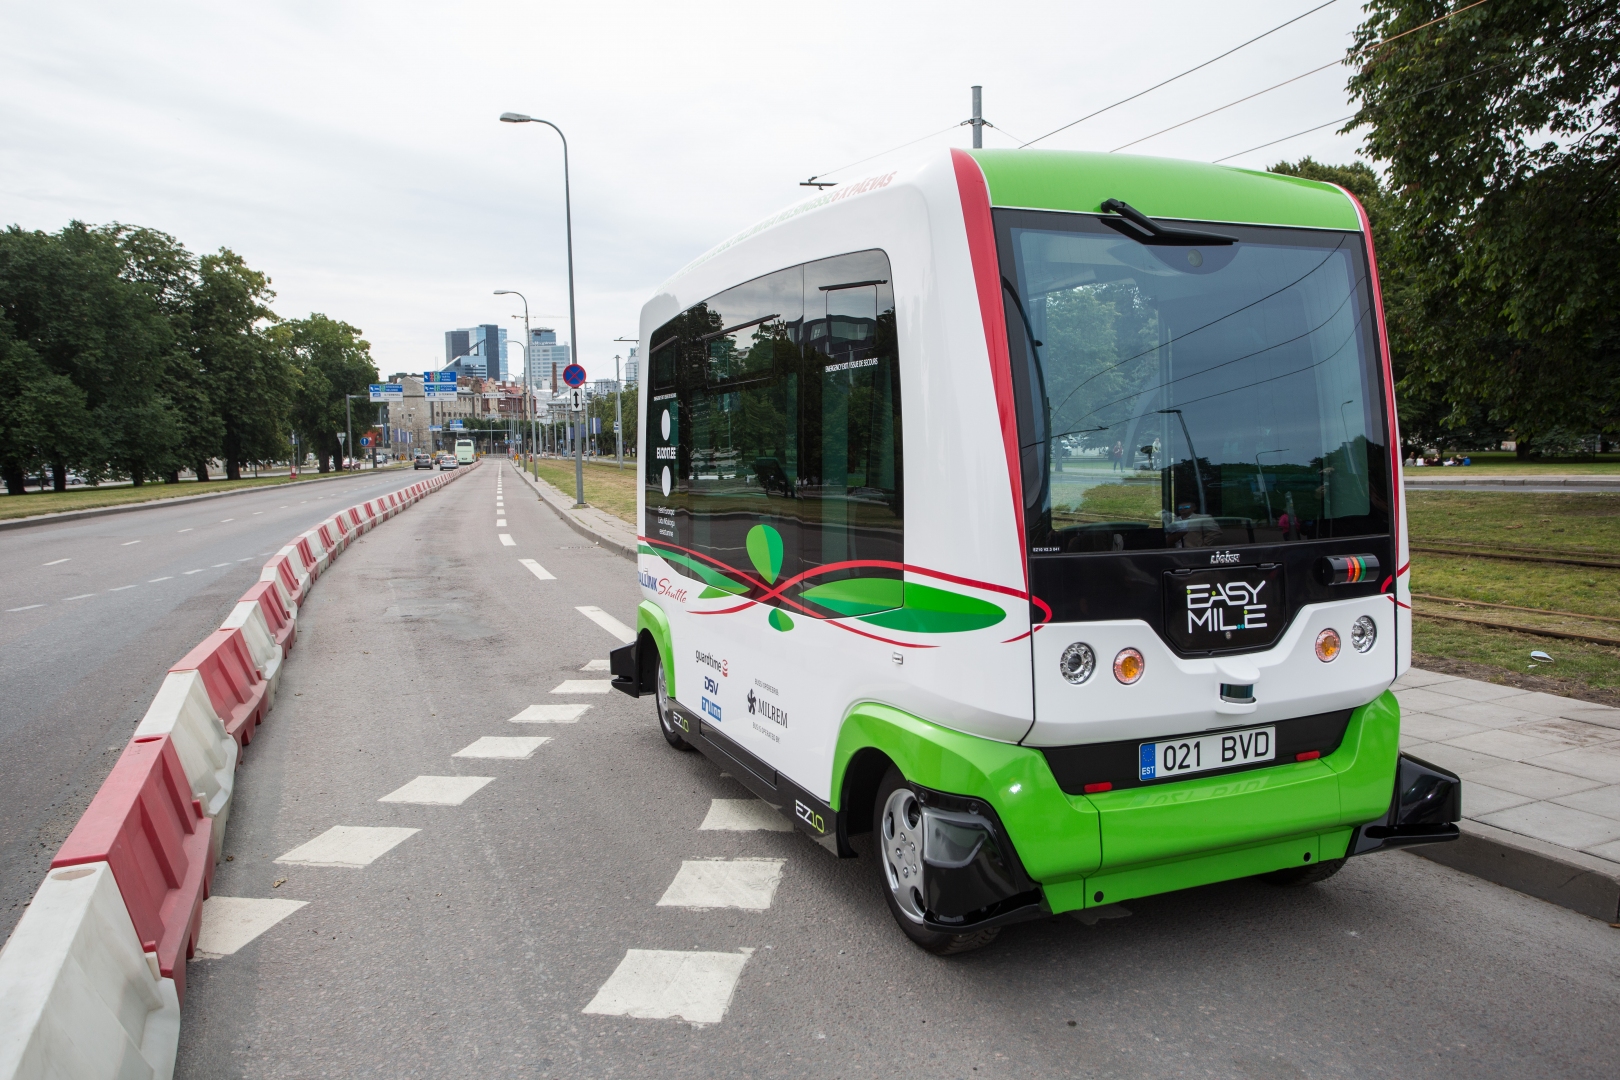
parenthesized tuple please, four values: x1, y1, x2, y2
(0, 0, 1376, 383)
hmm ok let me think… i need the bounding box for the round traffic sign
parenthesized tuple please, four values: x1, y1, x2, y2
(562, 364, 587, 388)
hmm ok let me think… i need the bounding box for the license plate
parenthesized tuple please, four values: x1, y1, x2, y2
(1139, 725, 1276, 781)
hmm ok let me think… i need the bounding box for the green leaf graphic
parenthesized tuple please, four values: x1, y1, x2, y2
(858, 582, 1007, 633)
(801, 577, 904, 616)
(746, 524, 784, 585)
(768, 608, 795, 632)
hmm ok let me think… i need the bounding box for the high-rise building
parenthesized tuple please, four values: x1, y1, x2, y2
(444, 329, 470, 366)
(623, 345, 639, 386)
(527, 327, 570, 391)
(443, 325, 508, 380)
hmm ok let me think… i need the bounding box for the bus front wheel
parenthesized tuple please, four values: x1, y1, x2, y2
(654, 661, 693, 751)
(873, 767, 1000, 955)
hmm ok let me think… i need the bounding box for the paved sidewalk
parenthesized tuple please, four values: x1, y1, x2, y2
(1395, 668, 1620, 920)
(512, 459, 637, 561)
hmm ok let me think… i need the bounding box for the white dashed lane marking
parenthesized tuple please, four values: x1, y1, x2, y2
(658, 858, 784, 910)
(576, 605, 634, 643)
(378, 775, 494, 806)
(499, 534, 516, 546)
(63, 594, 93, 602)
(194, 896, 307, 959)
(149, 576, 172, 582)
(43, 558, 68, 566)
(110, 584, 138, 592)
(275, 826, 419, 868)
(178, 528, 193, 532)
(184, 569, 205, 575)
(7, 605, 44, 612)
(551, 680, 611, 695)
(453, 736, 550, 759)
(580, 659, 609, 671)
(583, 949, 753, 1025)
(508, 704, 590, 724)
(700, 799, 793, 832)
(518, 559, 554, 581)
(122, 540, 141, 546)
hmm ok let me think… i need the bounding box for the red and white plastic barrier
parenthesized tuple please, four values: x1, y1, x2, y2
(0, 461, 478, 1077)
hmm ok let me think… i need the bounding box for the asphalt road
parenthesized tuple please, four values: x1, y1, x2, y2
(0, 467, 436, 939)
(169, 461, 1620, 1080)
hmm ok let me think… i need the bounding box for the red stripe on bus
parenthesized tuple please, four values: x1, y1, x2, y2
(950, 149, 1028, 592)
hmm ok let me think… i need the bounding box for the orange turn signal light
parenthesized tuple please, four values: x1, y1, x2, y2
(1113, 648, 1145, 684)
(1315, 628, 1341, 662)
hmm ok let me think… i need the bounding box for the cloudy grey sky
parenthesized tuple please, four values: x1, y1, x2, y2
(0, 0, 1375, 383)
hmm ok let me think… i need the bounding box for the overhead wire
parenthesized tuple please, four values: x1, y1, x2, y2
(1019, 0, 1342, 148)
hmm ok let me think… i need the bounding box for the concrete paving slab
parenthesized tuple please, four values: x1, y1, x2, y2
(1392, 686, 1475, 712)
(1446, 727, 1577, 761)
(1400, 712, 1485, 743)
(1586, 838, 1620, 863)
(1478, 801, 1620, 850)
(1432, 700, 1552, 729)
(1533, 745, 1620, 785)
(1434, 680, 1531, 703)
(1465, 762, 1604, 801)
(1552, 785, 1620, 822)
(1391, 669, 1460, 690)
(1461, 782, 1535, 818)
(1405, 741, 1513, 777)
(1516, 718, 1620, 748)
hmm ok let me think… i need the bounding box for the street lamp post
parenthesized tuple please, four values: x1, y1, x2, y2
(500, 111, 585, 508)
(614, 336, 638, 472)
(494, 290, 531, 461)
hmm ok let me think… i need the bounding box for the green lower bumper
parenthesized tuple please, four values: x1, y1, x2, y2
(832, 692, 1400, 914)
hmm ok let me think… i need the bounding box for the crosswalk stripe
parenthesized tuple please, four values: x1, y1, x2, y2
(519, 558, 555, 580)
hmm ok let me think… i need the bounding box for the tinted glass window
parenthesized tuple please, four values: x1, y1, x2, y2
(997, 210, 1390, 554)
(644, 251, 902, 612)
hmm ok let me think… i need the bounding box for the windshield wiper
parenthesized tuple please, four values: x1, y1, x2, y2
(1099, 198, 1237, 247)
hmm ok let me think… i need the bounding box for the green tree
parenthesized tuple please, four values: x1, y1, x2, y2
(192, 251, 292, 479)
(1346, 0, 1620, 456)
(284, 315, 378, 472)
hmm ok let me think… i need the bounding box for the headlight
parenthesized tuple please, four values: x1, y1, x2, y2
(1059, 642, 1096, 684)
(1351, 615, 1377, 653)
(1315, 628, 1342, 662)
(1113, 648, 1145, 684)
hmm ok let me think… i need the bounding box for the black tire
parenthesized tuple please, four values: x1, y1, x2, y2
(654, 661, 694, 751)
(873, 767, 1000, 955)
(1261, 856, 1346, 887)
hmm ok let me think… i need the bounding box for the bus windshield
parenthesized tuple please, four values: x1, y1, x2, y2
(995, 209, 1391, 555)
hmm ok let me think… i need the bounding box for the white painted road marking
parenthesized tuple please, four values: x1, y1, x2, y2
(508, 704, 590, 724)
(149, 576, 173, 582)
(551, 680, 612, 694)
(110, 584, 139, 592)
(122, 540, 141, 546)
(220, 518, 234, 523)
(499, 534, 516, 546)
(657, 858, 785, 910)
(580, 659, 610, 671)
(518, 559, 554, 581)
(700, 799, 793, 832)
(276, 826, 419, 868)
(583, 949, 753, 1024)
(453, 736, 550, 759)
(195, 896, 307, 958)
(378, 775, 494, 806)
(178, 528, 193, 532)
(43, 558, 68, 566)
(184, 569, 205, 575)
(212, 562, 231, 567)
(497, 519, 508, 527)
(63, 594, 93, 601)
(576, 605, 635, 643)
(6, 605, 44, 612)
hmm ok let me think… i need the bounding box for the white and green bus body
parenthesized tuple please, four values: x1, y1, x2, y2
(611, 149, 1460, 951)
(455, 439, 475, 464)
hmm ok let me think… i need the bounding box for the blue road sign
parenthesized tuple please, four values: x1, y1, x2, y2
(562, 363, 587, 388)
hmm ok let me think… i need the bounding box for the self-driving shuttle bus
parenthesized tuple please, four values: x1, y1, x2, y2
(610, 149, 1461, 953)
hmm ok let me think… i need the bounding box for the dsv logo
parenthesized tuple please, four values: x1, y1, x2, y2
(795, 800, 825, 833)
(1186, 580, 1268, 633)
(703, 676, 719, 695)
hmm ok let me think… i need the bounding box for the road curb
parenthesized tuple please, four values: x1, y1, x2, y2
(0, 468, 412, 533)
(1411, 820, 1620, 923)
(514, 462, 638, 561)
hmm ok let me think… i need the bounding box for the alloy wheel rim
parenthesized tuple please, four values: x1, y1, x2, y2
(880, 787, 927, 922)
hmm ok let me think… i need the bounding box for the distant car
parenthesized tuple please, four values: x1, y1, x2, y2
(414, 453, 432, 470)
(439, 457, 458, 470)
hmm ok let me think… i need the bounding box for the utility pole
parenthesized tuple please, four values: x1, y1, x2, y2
(970, 85, 984, 148)
(614, 335, 638, 472)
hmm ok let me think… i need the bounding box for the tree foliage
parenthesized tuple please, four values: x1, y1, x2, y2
(0, 220, 377, 491)
(1345, 0, 1620, 456)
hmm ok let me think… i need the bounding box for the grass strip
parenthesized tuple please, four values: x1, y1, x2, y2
(0, 467, 407, 522)
(527, 456, 638, 524)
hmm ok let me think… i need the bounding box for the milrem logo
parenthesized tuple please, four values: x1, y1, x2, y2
(638, 569, 688, 603)
(1209, 550, 1240, 565)
(1186, 580, 1268, 633)
(746, 689, 787, 728)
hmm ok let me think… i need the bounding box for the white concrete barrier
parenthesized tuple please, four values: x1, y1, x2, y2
(0, 862, 180, 1080)
(132, 671, 238, 863)
(221, 601, 283, 706)
(298, 530, 330, 574)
